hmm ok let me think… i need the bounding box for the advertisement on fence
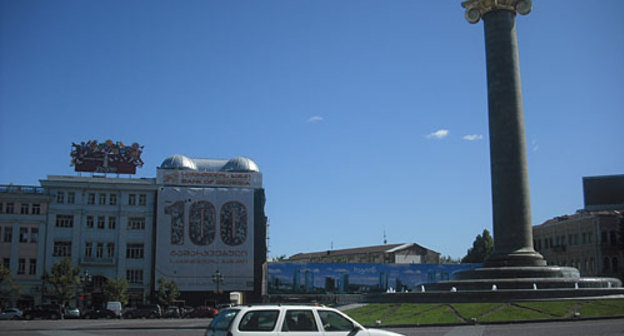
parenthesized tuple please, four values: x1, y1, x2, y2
(156, 187, 255, 291)
(267, 262, 478, 294)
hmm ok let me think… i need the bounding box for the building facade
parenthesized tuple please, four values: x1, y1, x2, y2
(287, 243, 440, 264)
(39, 175, 158, 307)
(532, 174, 624, 279)
(533, 211, 622, 277)
(1, 153, 267, 309)
(0, 185, 50, 307)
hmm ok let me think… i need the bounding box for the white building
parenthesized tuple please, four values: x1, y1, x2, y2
(0, 185, 50, 307)
(39, 175, 158, 307)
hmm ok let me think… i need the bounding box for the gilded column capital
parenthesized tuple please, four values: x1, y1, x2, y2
(461, 0, 532, 24)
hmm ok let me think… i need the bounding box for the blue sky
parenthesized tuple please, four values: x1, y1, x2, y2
(1, 1, 622, 259)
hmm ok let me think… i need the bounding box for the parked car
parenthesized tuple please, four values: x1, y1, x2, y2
(64, 307, 81, 319)
(23, 304, 63, 320)
(184, 305, 218, 318)
(82, 308, 118, 319)
(205, 304, 405, 336)
(163, 306, 181, 318)
(122, 304, 162, 319)
(0, 307, 23, 320)
(106, 301, 122, 318)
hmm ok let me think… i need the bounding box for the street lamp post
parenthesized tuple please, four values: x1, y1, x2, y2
(212, 270, 224, 295)
(80, 270, 92, 310)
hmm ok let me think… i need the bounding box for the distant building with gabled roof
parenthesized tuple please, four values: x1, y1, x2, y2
(287, 243, 440, 264)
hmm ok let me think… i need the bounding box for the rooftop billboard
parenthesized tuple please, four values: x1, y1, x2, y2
(70, 140, 144, 174)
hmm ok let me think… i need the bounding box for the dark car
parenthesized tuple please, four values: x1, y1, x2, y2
(23, 304, 63, 320)
(82, 308, 118, 319)
(122, 304, 162, 319)
(183, 305, 218, 318)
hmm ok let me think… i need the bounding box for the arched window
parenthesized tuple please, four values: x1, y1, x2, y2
(613, 257, 619, 272)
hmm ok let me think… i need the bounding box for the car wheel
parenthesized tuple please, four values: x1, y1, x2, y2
(50, 313, 58, 320)
(148, 313, 155, 319)
(24, 314, 32, 320)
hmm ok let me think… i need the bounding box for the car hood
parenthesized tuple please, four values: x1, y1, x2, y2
(366, 328, 405, 336)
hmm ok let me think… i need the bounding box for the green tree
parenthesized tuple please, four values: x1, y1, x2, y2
(102, 277, 129, 305)
(155, 277, 180, 307)
(461, 229, 494, 263)
(45, 258, 81, 306)
(0, 263, 21, 307)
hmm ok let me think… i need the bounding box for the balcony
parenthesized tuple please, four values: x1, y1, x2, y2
(80, 257, 116, 266)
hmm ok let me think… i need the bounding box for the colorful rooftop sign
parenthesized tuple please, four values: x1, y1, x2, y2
(70, 140, 144, 174)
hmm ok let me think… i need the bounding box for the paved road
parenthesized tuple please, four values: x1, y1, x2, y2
(1, 318, 623, 336)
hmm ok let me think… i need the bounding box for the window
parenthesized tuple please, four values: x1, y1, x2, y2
(126, 243, 144, 259)
(97, 216, 105, 229)
(29, 259, 36, 275)
(139, 194, 146, 206)
(109, 194, 117, 205)
(107, 243, 115, 258)
(88, 193, 96, 205)
(67, 192, 75, 204)
(55, 214, 73, 228)
(3, 227, 12, 242)
(19, 227, 28, 243)
(99, 193, 106, 205)
(128, 217, 146, 230)
(602, 231, 608, 245)
(2, 258, 9, 269)
(282, 310, 318, 332)
(56, 192, 65, 204)
(0, 202, 3, 213)
(317, 310, 354, 332)
(240, 310, 279, 331)
(613, 258, 619, 272)
(32, 204, 41, 215)
(108, 217, 117, 230)
(588, 232, 593, 243)
(53, 241, 72, 257)
(603, 257, 611, 273)
(85, 242, 93, 257)
(126, 269, 143, 284)
(18, 259, 25, 274)
(86, 215, 94, 228)
(128, 194, 136, 206)
(582, 233, 586, 244)
(96, 243, 104, 258)
(21, 203, 29, 214)
(5, 202, 14, 214)
(30, 228, 38, 243)
(610, 231, 617, 246)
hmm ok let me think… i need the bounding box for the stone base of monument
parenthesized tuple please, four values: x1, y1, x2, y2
(364, 265, 624, 303)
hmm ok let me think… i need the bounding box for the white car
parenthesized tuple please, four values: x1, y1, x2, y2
(205, 304, 404, 336)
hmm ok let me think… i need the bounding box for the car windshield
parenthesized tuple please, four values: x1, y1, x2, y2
(209, 309, 240, 331)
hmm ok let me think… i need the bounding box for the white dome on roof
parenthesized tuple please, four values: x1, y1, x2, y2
(221, 157, 260, 172)
(160, 154, 197, 170)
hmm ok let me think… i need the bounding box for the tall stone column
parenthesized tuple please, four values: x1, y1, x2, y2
(462, 0, 545, 267)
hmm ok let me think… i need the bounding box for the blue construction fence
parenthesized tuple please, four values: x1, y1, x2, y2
(267, 262, 480, 294)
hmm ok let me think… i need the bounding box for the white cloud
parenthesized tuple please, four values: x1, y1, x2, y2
(306, 116, 323, 123)
(462, 134, 484, 141)
(426, 129, 449, 139)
